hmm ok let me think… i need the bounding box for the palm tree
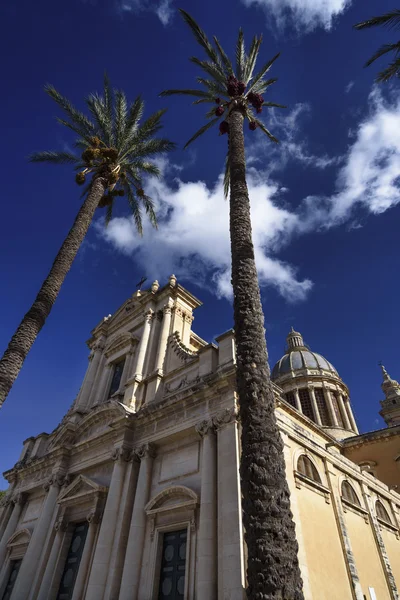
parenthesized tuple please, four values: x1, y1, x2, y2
(354, 9, 400, 82)
(0, 76, 174, 407)
(161, 11, 304, 600)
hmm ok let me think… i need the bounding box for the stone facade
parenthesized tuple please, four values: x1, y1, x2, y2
(0, 277, 399, 600)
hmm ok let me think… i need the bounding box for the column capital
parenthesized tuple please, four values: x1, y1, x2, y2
(12, 492, 26, 506)
(195, 419, 215, 438)
(55, 516, 68, 532)
(43, 471, 68, 492)
(143, 308, 155, 323)
(213, 406, 239, 430)
(111, 446, 132, 462)
(135, 442, 156, 460)
(163, 304, 172, 316)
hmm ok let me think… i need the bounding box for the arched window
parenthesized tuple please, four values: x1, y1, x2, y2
(285, 392, 296, 408)
(341, 481, 360, 506)
(314, 389, 330, 426)
(297, 455, 321, 483)
(376, 500, 392, 524)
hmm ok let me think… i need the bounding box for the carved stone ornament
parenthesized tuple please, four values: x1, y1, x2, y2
(144, 309, 155, 324)
(43, 472, 68, 492)
(149, 514, 156, 540)
(12, 492, 25, 506)
(169, 274, 177, 287)
(111, 446, 132, 462)
(195, 419, 214, 438)
(87, 508, 102, 524)
(135, 442, 156, 460)
(0, 495, 11, 508)
(55, 516, 68, 532)
(213, 406, 239, 430)
(190, 513, 196, 533)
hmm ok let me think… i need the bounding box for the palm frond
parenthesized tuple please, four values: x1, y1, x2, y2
(247, 53, 280, 95)
(179, 10, 223, 73)
(244, 35, 262, 84)
(190, 57, 227, 85)
(254, 118, 279, 143)
(86, 93, 113, 146)
(115, 90, 128, 148)
(365, 42, 400, 66)
(103, 73, 114, 139)
(354, 9, 400, 31)
(130, 161, 161, 178)
(376, 57, 400, 82)
(183, 118, 220, 149)
(105, 202, 113, 226)
(193, 97, 218, 105)
(262, 102, 287, 108)
(213, 36, 234, 76)
(236, 29, 246, 82)
(124, 96, 144, 135)
(196, 77, 227, 96)
(29, 151, 79, 164)
(140, 193, 158, 229)
(251, 78, 278, 94)
(45, 85, 94, 136)
(128, 138, 176, 160)
(125, 183, 143, 236)
(160, 89, 212, 98)
(56, 118, 93, 143)
(134, 109, 167, 143)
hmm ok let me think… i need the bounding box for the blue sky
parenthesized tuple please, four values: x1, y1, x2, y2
(0, 0, 399, 487)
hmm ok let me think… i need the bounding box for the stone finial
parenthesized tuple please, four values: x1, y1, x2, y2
(151, 280, 160, 293)
(169, 274, 177, 288)
(379, 362, 391, 382)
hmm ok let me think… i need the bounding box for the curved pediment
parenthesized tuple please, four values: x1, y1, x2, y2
(104, 332, 138, 358)
(7, 528, 31, 548)
(74, 402, 127, 444)
(145, 485, 198, 516)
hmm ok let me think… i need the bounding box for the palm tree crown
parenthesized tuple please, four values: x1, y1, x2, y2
(160, 10, 285, 195)
(32, 75, 175, 231)
(354, 9, 400, 82)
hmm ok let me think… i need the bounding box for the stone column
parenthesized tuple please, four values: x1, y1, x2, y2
(133, 310, 154, 380)
(85, 446, 131, 600)
(36, 516, 68, 600)
(338, 392, 352, 430)
(195, 419, 217, 600)
(0, 493, 25, 566)
(119, 443, 155, 600)
(294, 389, 302, 413)
(95, 363, 113, 406)
(213, 407, 245, 600)
(344, 397, 359, 434)
(0, 496, 13, 543)
(309, 387, 322, 426)
(71, 509, 100, 600)
(324, 388, 339, 427)
(10, 474, 66, 600)
(76, 342, 104, 410)
(154, 305, 172, 373)
(119, 349, 135, 395)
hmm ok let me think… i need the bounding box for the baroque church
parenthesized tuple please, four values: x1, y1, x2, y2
(0, 275, 399, 600)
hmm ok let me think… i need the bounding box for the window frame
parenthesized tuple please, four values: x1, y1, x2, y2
(107, 356, 126, 399)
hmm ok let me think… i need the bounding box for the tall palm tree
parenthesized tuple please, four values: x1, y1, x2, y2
(354, 9, 400, 82)
(161, 11, 304, 599)
(0, 76, 174, 407)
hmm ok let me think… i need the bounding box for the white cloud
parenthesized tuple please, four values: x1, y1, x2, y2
(241, 0, 352, 32)
(95, 88, 400, 304)
(118, 0, 174, 25)
(345, 81, 355, 93)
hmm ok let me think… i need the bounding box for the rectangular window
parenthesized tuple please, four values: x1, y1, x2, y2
(56, 522, 88, 600)
(331, 392, 344, 427)
(285, 392, 296, 408)
(2, 560, 22, 600)
(108, 357, 125, 398)
(315, 389, 330, 426)
(158, 529, 187, 599)
(299, 389, 315, 422)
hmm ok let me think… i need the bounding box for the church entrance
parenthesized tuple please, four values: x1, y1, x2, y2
(158, 529, 187, 599)
(2, 559, 22, 600)
(56, 521, 88, 600)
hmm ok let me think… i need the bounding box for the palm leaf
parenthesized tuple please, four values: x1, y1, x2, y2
(86, 94, 112, 146)
(254, 118, 279, 143)
(247, 53, 280, 95)
(103, 73, 114, 142)
(105, 202, 113, 226)
(29, 151, 79, 164)
(140, 193, 158, 229)
(213, 36, 234, 76)
(244, 35, 262, 84)
(190, 57, 227, 85)
(365, 42, 400, 67)
(196, 77, 227, 96)
(128, 138, 175, 159)
(376, 57, 400, 82)
(236, 29, 246, 82)
(179, 10, 223, 73)
(45, 85, 94, 136)
(354, 9, 400, 31)
(251, 77, 278, 94)
(115, 90, 128, 148)
(125, 183, 143, 236)
(130, 161, 161, 178)
(262, 102, 287, 108)
(183, 117, 220, 149)
(160, 89, 212, 98)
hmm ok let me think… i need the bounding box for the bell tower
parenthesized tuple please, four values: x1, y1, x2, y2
(379, 364, 400, 427)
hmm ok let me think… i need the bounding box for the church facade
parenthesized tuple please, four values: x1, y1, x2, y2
(0, 275, 399, 600)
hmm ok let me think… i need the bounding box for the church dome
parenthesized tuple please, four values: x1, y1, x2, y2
(271, 328, 338, 381)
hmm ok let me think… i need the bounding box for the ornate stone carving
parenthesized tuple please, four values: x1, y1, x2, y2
(135, 443, 156, 460)
(151, 280, 160, 293)
(164, 305, 172, 316)
(111, 446, 132, 462)
(213, 407, 239, 430)
(190, 513, 196, 532)
(55, 516, 68, 532)
(169, 331, 198, 361)
(169, 274, 177, 287)
(195, 419, 214, 438)
(12, 492, 25, 506)
(144, 309, 155, 324)
(149, 514, 156, 541)
(43, 472, 68, 492)
(87, 508, 102, 524)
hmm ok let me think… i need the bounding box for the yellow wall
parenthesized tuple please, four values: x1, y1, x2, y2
(344, 436, 400, 489)
(296, 484, 352, 599)
(344, 508, 390, 599)
(381, 527, 400, 590)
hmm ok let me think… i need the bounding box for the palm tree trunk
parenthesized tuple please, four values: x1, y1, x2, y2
(0, 176, 107, 407)
(228, 107, 304, 599)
